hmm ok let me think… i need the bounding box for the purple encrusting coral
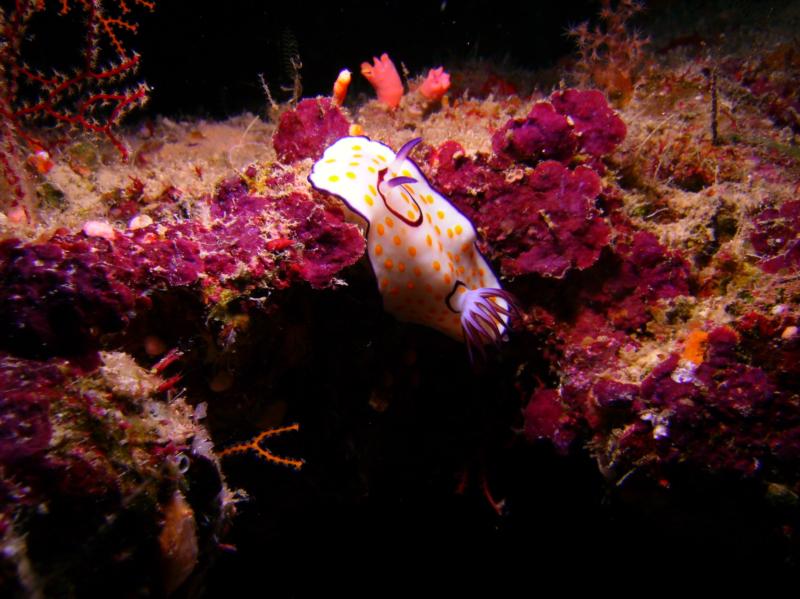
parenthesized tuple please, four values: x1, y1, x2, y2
(724, 43, 800, 133)
(431, 89, 626, 279)
(492, 88, 626, 170)
(0, 176, 364, 360)
(523, 322, 800, 480)
(751, 199, 800, 273)
(419, 82, 799, 489)
(478, 162, 609, 277)
(272, 97, 351, 164)
(549, 89, 627, 158)
(0, 355, 57, 465)
(492, 101, 578, 164)
(582, 230, 691, 331)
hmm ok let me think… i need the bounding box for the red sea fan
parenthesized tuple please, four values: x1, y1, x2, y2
(0, 0, 154, 217)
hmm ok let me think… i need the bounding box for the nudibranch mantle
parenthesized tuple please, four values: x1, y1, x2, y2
(309, 136, 515, 358)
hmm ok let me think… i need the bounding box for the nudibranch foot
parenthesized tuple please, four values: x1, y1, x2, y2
(452, 287, 520, 363)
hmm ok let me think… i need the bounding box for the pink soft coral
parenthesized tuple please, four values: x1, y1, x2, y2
(360, 53, 404, 108)
(419, 67, 451, 102)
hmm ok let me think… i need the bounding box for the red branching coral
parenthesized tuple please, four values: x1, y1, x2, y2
(567, 0, 649, 106)
(0, 0, 153, 213)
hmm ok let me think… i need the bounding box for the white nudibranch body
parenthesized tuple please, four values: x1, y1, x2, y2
(309, 136, 517, 359)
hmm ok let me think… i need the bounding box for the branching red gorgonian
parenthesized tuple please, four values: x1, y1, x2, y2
(0, 0, 154, 218)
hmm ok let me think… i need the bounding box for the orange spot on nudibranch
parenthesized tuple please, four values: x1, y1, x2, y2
(454, 225, 463, 235)
(346, 172, 356, 179)
(365, 194, 374, 206)
(393, 235, 402, 246)
(375, 244, 383, 256)
(385, 217, 394, 227)
(432, 260, 441, 271)
(408, 246, 417, 257)
(437, 210, 445, 219)
(385, 258, 394, 269)
(376, 223, 385, 236)
(398, 262, 406, 273)
(328, 175, 339, 182)
(426, 235, 433, 247)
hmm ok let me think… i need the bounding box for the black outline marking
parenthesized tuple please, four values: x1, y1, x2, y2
(377, 168, 424, 227)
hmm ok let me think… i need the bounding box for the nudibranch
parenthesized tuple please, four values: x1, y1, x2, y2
(309, 136, 517, 360)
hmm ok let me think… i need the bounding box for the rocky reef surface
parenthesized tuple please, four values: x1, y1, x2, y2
(1, 1, 800, 594)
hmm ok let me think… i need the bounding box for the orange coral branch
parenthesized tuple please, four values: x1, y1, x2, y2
(332, 68, 351, 106)
(219, 423, 305, 470)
